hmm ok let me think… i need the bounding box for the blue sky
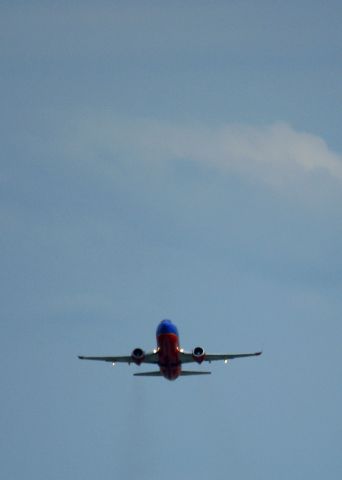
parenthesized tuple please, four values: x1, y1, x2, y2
(1, 2, 342, 479)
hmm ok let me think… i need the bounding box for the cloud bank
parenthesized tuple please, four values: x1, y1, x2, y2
(73, 118, 342, 191)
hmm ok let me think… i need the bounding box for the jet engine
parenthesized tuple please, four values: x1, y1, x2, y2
(131, 348, 145, 365)
(192, 346, 205, 364)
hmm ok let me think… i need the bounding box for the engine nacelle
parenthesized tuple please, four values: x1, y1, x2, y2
(192, 346, 205, 364)
(131, 348, 145, 365)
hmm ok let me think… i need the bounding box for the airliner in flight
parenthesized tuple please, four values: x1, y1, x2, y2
(78, 319, 262, 381)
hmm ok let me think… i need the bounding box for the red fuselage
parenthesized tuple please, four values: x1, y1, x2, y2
(157, 332, 181, 380)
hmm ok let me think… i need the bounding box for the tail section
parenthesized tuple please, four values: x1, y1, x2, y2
(133, 370, 211, 377)
(180, 371, 211, 376)
(133, 371, 163, 377)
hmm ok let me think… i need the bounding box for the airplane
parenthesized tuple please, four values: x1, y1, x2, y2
(78, 319, 262, 381)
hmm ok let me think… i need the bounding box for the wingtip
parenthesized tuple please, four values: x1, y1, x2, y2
(78, 356, 84, 359)
(256, 351, 262, 356)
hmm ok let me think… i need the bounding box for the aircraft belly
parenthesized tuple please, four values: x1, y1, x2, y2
(157, 333, 181, 380)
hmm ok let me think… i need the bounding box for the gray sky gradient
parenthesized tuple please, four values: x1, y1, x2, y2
(1, 2, 342, 479)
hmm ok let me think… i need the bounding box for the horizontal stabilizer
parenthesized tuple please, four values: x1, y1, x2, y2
(180, 371, 211, 375)
(133, 371, 163, 376)
(133, 370, 211, 377)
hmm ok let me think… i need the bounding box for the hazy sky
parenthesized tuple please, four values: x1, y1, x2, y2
(1, 2, 342, 479)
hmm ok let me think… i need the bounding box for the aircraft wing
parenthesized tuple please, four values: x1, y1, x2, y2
(78, 351, 159, 364)
(179, 351, 262, 364)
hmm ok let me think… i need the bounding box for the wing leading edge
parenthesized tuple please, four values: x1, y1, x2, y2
(179, 351, 262, 364)
(78, 351, 262, 364)
(78, 352, 159, 364)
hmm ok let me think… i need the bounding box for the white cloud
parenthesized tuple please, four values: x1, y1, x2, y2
(72, 117, 342, 190)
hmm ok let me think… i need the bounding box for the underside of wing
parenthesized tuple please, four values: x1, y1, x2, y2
(78, 351, 159, 364)
(78, 355, 132, 363)
(205, 352, 262, 361)
(179, 351, 262, 364)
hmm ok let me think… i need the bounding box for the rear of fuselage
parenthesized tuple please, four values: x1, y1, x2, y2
(156, 320, 181, 380)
